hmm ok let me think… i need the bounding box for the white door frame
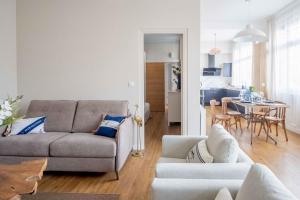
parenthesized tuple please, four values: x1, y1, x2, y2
(138, 28, 188, 149)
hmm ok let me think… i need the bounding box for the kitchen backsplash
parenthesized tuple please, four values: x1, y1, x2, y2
(201, 76, 232, 88)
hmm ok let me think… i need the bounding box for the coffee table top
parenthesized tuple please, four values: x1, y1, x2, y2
(0, 159, 47, 200)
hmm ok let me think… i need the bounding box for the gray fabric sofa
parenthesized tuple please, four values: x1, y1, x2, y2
(0, 100, 133, 179)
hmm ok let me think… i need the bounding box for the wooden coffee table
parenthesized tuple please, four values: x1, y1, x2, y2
(0, 159, 47, 200)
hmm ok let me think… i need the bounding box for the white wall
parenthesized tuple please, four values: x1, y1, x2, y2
(17, 0, 200, 139)
(0, 0, 17, 99)
(145, 42, 180, 62)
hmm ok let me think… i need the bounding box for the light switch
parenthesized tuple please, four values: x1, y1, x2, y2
(128, 81, 135, 87)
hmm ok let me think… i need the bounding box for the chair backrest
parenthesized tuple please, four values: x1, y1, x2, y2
(221, 97, 231, 114)
(210, 99, 218, 116)
(273, 101, 287, 121)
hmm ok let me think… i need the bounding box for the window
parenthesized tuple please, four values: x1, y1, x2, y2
(270, 2, 300, 133)
(232, 43, 253, 87)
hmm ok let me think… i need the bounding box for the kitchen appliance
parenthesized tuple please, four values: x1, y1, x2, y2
(203, 54, 221, 76)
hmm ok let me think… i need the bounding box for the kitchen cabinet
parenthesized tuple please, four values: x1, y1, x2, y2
(200, 88, 245, 114)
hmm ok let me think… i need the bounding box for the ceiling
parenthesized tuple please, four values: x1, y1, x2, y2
(201, 0, 295, 42)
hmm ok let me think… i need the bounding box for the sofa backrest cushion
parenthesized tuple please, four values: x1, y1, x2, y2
(72, 100, 128, 133)
(236, 164, 297, 200)
(206, 124, 239, 163)
(26, 100, 77, 133)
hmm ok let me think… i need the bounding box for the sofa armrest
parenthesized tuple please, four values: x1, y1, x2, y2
(116, 117, 133, 171)
(156, 163, 252, 179)
(162, 135, 207, 159)
(152, 178, 242, 200)
(237, 149, 254, 164)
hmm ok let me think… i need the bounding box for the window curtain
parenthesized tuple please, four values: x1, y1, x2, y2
(232, 43, 253, 87)
(268, 1, 300, 134)
(252, 43, 267, 97)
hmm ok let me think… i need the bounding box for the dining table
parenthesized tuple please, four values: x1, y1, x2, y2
(231, 99, 288, 145)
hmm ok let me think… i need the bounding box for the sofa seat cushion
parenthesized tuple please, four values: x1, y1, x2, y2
(206, 124, 239, 163)
(50, 133, 116, 158)
(72, 100, 129, 133)
(0, 132, 69, 156)
(26, 100, 77, 132)
(158, 157, 186, 163)
(236, 164, 298, 200)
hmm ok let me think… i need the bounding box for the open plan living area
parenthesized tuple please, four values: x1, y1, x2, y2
(1, 0, 300, 199)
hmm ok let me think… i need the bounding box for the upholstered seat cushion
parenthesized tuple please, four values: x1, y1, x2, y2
(0, 132, 69, 156)
(50, 133, 117, 158)
(26, 100, 77, 132)
(158, 157, 186, 163)
(206, 124, 239, 163)
(72, 100, 129, 133)
(236, 164, 297, 200)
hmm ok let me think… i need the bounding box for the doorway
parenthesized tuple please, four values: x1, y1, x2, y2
(137, 29, 188, 150)
(143, 33, 184, 136)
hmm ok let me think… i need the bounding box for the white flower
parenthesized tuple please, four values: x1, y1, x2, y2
(0, 114, 5, 120)
(0, 119, 3, 126)
(4, 111, 12, 117)
(3, 101, 12, 111)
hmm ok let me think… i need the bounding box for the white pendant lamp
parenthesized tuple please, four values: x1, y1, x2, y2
(233, 0, 267, 43)
(209, 33, 221, 55)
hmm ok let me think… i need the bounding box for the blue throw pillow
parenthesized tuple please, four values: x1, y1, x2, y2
(95, 115, 126, 138)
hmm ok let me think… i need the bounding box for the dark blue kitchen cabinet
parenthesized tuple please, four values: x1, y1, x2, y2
(200, 88, 245, 113)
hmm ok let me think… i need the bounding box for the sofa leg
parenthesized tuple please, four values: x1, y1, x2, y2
(115, 171, 119, 180)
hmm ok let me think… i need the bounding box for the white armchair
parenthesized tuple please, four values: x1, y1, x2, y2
(156, 135, 253, 180)
(152, 164, 298, 200)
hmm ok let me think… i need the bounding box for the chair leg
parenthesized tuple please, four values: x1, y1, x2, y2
(239, 118, 243, 134)
(266, 122, 271, 143)
(275, 124, 279, 137)
(282, 121, 289, 142)
(258, 121, 263, 136)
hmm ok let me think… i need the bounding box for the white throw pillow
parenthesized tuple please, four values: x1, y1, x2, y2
(186, 140, 213, 163)
(215, 188, 233, 200)
(8, 116, 46, 136)
(236, 164, 298, 200)
(206, 124, 239, 163)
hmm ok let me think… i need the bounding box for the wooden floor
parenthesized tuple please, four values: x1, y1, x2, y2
(38, 112, 180, 200)
(38, 109, 300, 199)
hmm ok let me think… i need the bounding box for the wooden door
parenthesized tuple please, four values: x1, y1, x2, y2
(146, 63, 165, 112)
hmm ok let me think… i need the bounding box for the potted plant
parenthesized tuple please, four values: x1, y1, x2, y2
(172, 65, 181, 90)
(0, 95, 23, 135)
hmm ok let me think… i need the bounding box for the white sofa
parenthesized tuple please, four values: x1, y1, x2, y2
(152, 164, 298, 200)
(156, 125, 253, 180)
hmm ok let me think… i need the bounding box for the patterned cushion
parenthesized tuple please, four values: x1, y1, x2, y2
(95, 115, 126, 138)
(8, 116, 46, 136)
(186, 140, 214, 163)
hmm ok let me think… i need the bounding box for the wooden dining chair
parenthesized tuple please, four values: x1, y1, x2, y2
(210, 99, 231, 131)
(258, 102, 288, 144)
(221, 97, 243, 133)
(248, 108, 268, 133)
